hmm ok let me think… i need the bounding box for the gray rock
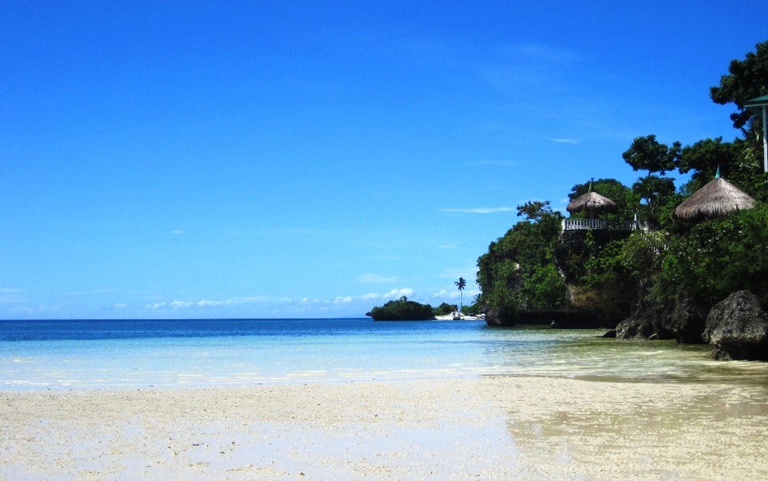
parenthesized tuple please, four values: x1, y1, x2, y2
(616, 317, 654, 339)
(666, 290, 708, 344)
(484, 307, 517, 327)
(703, 291, 768, 361)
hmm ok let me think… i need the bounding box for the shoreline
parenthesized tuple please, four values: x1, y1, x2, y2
(3, 376, 767, 480)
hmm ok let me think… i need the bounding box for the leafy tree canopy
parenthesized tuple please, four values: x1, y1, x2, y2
(632, 175, 676, 225)
(710, 40, 768, 130)
(632, 175, 676, 203)
(677, 137, 741, 186)
(516, 200, 562, 223)
(621, 134, 680, 175)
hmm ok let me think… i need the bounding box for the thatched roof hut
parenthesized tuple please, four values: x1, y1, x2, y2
(671, 177, 755, 223)
(566, 191, 618, 218)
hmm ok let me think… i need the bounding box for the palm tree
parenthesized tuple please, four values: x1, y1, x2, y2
(455, 277, 466, 312)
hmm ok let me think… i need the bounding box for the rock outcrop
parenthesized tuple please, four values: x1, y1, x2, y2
(484, 306, 517, 327)
(665, 290, 708, 344)
(703, 291, 768, 360)
(616, 279, 673, 340)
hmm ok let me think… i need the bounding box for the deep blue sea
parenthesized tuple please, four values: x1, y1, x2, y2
(2, 318, 768, 390)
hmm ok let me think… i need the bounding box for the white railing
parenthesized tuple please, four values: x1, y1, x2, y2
(562, 219, 650, 231)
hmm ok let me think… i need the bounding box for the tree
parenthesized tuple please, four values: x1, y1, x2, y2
(677, 137, 742, 187)
(622, 135, 680, 176)
(631, 175, 675, 224)
(710, 40, 768, 131)
(455, 277, 466, 311)
(517, 200, 555, 223)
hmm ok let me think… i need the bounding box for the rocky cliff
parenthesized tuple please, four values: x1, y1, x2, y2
(485, 229, 635, 328)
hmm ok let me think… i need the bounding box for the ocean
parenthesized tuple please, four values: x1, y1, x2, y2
(2, 318, 768, 390)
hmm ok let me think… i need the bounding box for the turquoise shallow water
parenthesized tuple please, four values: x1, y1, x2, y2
(2, 318, 768, 390)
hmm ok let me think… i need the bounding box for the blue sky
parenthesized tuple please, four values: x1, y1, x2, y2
(1, 1, 765, 319)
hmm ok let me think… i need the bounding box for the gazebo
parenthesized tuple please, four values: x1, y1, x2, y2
(671, 176, 755, 223)
(566, 191, 617, 220)
(744, 94, 768, 173)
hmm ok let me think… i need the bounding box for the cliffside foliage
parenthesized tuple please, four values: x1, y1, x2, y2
(476, 41, 768, 319)
(567, 230, 665, 290)
(476, 202, 566, 313)
(654, 204, 768, 306)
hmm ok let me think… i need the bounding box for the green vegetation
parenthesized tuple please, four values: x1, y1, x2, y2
(475, 41, 768, 318)
(366, 296, 434, 321)
(654, 204, 768, 306)
(461, 302, 482, 315)
(433, 302, 458, 316)
(476, 201, 566, 314)
(367, 298, 483, 320)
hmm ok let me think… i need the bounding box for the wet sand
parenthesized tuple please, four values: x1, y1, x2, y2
(2, 376, 768, 480)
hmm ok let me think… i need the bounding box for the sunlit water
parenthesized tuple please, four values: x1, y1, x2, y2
(2, 319, 767, 390)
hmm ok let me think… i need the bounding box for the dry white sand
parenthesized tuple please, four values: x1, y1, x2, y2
(2, 376, 768, 480)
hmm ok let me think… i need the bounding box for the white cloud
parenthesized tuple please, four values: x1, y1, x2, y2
(171, 300, 193, 308)
(0, 288, 25, 303)
(548, 138, 579, 144)
(114, 303, 128, 309)
(357, 273, 400, 284)
(432, 289, 480, 300)
(197, 299, 234, 307)
(440, 207, 515, 214)
(337, 288, 415, 304)
(172, 230, 183, 235)
(146, 302, 166, 309)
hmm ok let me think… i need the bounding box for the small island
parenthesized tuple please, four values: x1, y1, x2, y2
(366, 296, 482, 321)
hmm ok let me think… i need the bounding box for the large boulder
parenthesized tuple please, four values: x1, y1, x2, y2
(665, 290, 708, 344)
(616, 316, 655, 339)
(703, 291, 768, 360)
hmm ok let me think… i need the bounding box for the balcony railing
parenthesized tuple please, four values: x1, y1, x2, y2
(562, 219, 649, 231)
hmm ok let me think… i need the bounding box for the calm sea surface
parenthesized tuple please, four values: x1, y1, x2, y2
(2, 318, 767, 390)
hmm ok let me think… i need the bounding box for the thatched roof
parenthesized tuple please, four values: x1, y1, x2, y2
(671, 177, 755, 222)
(566, 191, 618, 214)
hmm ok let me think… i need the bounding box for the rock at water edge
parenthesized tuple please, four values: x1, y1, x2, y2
(703, 290, 768, 361)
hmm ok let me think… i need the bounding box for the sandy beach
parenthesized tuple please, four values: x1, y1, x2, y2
(3, 376, 768, 480)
